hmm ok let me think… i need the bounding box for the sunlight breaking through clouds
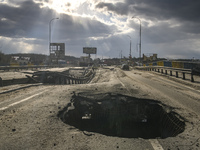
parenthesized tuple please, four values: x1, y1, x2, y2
(51, 0, 84, 13)
(0, 0, 199, 59)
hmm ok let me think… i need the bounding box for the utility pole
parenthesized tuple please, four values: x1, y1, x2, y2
(127, 35, 132, 59)
(127, 35, 132, 65)
(132, 16, 141, 65)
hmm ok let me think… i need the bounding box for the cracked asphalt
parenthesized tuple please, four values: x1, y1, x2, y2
(0, 67, 200, 150)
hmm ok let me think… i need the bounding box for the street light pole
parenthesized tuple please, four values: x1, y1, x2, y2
(127, 35, 132, 59)
(132, 16, 141, 65)
(49, 18, 59, 56)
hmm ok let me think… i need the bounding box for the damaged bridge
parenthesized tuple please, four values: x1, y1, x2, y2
(0, 68, 95, 86)
(26, 68, 95, 85)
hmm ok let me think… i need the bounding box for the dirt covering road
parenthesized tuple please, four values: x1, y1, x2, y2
(0, 67, 200, 150)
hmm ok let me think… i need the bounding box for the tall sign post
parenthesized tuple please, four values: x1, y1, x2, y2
(83, 47, 97, 64)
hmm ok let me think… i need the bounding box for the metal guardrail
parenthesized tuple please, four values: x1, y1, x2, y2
(51, 70, 95, 85)
(0, 68, 95, 86)
(135, 66, 199, 82)
(0, 65, 51, 71)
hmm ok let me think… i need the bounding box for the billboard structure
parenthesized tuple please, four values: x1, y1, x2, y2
(50, 43, 65, 64)
(81, 47, 97, 66)
(83, 47, 97, 54)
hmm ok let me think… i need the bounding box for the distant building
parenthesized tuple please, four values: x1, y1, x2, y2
(8, 53, 47, 65)
(10, 56, 30, 65)
(143, 54, 157, 62)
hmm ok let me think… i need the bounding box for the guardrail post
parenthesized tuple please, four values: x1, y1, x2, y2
(183, 73, 185, 80)
(191, 74, 194, 82)
(0, 77, 3, 87)
(176, 71, 178, 78)
(136, 66, 195, 83)
(170, 71, 172, 76)
(61, 77, 66, 84)
(66, 79, 68, 84)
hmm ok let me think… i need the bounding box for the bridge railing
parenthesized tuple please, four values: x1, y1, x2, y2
(53, 70, 95, 85)
(135, 66, 199, 82)
(0, 65, 52, 71)
(0, 68, 95, 86)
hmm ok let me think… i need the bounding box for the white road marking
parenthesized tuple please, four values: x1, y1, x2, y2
(0, 89, 49, 111)
(114, 70, 132, 94)
(119, 70, 164, 150)
(149, 139, 164, 150)
(118, 79, 126, 87)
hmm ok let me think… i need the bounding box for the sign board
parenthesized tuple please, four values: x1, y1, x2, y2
(50, 43, 65, 59)
(83, 47, 97, 54)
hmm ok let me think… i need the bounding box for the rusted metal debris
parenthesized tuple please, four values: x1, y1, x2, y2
(25, 69, 95, 85)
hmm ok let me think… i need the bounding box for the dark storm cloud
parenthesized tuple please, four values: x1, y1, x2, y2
(96, 0, 200, 23)
(133, 0, 200, 22)
(0, 0, 52, 38)
(96, 0, 200, 49)
(54, 14, 116, 42)
(0, 0, 199, 58)
(96, 0, 200, 35)
(0, 0, 116, 40)
(95, 2, 128, 16)
(0, 0, 117, 55)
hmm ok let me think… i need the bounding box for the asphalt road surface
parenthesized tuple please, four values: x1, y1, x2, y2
(0, 67, 200, 150)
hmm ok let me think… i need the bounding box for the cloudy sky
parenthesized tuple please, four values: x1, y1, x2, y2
(0, 0, 200, 59)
